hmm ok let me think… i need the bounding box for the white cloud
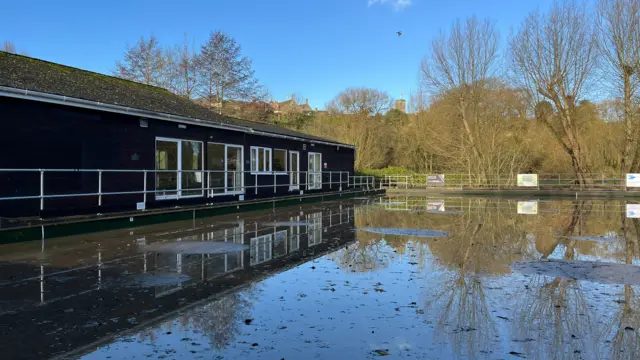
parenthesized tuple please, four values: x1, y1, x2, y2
(368, 0, 413, 11)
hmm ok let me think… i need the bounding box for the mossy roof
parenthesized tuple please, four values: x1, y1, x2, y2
(0, 51, 348, 146)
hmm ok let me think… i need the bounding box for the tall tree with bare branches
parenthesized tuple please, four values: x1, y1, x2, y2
(2, 40, 16, 54)
(164, 34, 199, 99)
(510, 1, 597, 186)
(420, 16, 500, 181)
(114, 35, 165, 86)
(596, 0, 640, 174)
(326, 88, 391, 116)
(196, 31, 261, 114)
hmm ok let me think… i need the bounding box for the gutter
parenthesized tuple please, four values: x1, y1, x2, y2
(0, 86, 356, 150)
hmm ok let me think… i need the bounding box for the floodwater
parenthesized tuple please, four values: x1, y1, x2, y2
(3, 196, 640, 359)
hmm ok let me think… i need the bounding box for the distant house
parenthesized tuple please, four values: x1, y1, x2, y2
(273, 95, 314, 116)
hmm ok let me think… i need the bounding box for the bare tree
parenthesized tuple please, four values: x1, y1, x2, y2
(596, 0, 640, 174)
(326, 88, 391, 116)
(2, 40, 16, 54)
(164, 34, 199, 99)
(114, 35, 165, 86)
(196, 31, 261, 114)
(420, 16, 500, 181)
(510, 1, 597, 186)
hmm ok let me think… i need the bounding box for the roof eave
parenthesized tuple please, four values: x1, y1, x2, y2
(0, 86, 356, 149)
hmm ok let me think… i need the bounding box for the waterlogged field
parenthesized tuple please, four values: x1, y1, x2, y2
(2, 196, 640, 359)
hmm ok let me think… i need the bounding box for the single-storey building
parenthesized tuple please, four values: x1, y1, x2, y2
(0, 52, 356, 218)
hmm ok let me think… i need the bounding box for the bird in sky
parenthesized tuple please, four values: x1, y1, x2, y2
(397, 31, 403, 37)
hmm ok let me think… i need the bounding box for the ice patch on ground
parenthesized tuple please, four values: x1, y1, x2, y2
(140, 241, 247, 254)
(512, 259, 640, 285)
(562, 235, 617, 243)
(359, 228, 449, 238)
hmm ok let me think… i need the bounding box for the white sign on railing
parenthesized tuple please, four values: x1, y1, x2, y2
(517, 201, 538, 215)
(517, 174, 538, 187)
(426, 174, 445, 187)
(427, 200, 445, 212)
(627, 174, 640, 188)
(627, 204, 640, 218)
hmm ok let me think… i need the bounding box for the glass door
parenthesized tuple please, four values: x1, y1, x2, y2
(207, 143, 244, 196)
(289, 151, 300, 190)
(308, 152, 322, 190)
(156, 139, 179, 199)
(207, 143, 226, 196)
(226, 145, 244, 194)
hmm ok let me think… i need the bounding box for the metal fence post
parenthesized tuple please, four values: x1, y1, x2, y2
(40, 170, 44, 211)
(98, 170, 102, 206)
(330, 172, 332, 190)
(143, 170, 147, 205)
(255, 174, 258, 195)
(273, 173, 276, 194)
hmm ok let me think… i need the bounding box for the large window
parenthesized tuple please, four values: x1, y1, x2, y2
(250, 147, 272, 174)
(273, 149, 287, 174)
(155, 138, 203, 199)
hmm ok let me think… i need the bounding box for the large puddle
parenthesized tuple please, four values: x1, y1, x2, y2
(3, 196, 640, 359)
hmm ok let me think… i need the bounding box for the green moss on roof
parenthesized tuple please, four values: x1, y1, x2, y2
(0, 51, 348, 146)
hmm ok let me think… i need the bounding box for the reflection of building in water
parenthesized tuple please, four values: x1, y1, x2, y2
(289, 216, 301, 252)
(0, 203, 359, 360)
(273, 230, 288, 258)
(152, 221, 245, 297)
(250, 234, 273, 265)
(0, 205, 356, 307)
(307, 212, 323, 247)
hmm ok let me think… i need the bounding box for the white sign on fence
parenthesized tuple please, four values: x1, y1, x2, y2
(517, 201, 538, 215)
(627, 204, 640, 218)
(426, 174, 445, 187)
(517, 174, 539, 187)
(427, 200, 445, 212)
(627, 174, 640, 188)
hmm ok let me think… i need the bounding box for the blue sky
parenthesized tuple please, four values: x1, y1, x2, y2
(1, 0, 556, 110)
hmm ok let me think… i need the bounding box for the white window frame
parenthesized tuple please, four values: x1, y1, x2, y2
(207, 142, 245, 197)
(308, 152, 322, 190)
(155, 137, 204, 200)
(250, 146, 272, 174)
(273, 148, 288, 175)
(307, 212, 323, 246)
(289, 151, 300, 191)
(250, 233, 273, 265)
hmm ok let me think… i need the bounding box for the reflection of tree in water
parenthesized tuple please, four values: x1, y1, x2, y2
(177, 286, 259, 349)
(424, 272, 495, 359)
(598, 217, 640, 359)
(422, 199, 532, 359)
(330, 238, 398, 272)
(515, 201, 596, 360)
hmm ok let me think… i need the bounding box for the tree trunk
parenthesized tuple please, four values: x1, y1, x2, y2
(568, 147, 592, 188)
(621, 74, 634, 176)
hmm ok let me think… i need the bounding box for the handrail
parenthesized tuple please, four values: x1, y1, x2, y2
(0, 168, 375, 212)
(379, 173, 635, 190)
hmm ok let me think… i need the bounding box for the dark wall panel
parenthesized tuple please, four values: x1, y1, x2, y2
(0, 97, 355, 218)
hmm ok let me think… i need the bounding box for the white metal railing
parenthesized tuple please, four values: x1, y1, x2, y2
(379, 173, 638, 191)
(0, 169, 376, 212)
(349, 176, 375, 189)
